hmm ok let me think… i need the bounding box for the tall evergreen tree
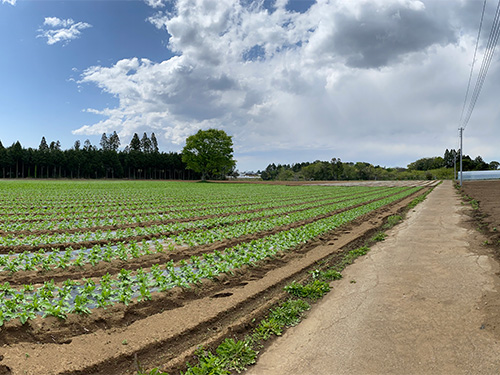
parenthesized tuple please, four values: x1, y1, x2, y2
(100, 133, 109, 151)
(109, 131, 120, 151)
(10, 141, 23, 178)
(141, 132, 152, 153)
(39, 137, 49, 151)
(129, 133, 141, 152)
(83, 139, 93, 151)
(49, 140, 61, 151)
(443, 149, 456, 169)
(151, 132, 159, 153)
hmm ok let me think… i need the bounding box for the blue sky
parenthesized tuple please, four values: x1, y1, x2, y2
(0, 0, 168, 150)
(1, 0, 499, 172)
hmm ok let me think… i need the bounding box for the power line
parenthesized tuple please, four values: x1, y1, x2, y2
(461, 0, 500, 130)
(457, 0, 500, 185)
(459, 0, 487, 125)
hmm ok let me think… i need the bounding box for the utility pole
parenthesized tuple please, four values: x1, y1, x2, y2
(454, 150, 457, 181)
(459, 127, 463, 186)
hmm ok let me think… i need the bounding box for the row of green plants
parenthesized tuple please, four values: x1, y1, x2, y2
(0, 187, 390, 246)
(0, 187, 335, 224)
(0, 188, 400, 272)
(0, 191, 325, 231)
(0, 187, 420, 326)
(0, 181, 368, 216)
(0, 185, 377, 232)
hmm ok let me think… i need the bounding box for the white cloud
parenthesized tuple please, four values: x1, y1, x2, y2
(144, 0, 169, 8)
(38, 17, 92, 45)
(74, 0, 500, 169)
(1, 0, 16, 5)
(43, 17, 75, 28)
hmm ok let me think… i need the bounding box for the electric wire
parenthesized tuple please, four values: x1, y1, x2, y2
(463, 2, 500, 129)
(461, 0, 500, 130)
(462, 0, 500, 129)
(459, 0, 487, 125)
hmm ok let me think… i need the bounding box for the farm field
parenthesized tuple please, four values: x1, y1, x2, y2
(0, 179, 435, 374)
(462, 180, 500, 260)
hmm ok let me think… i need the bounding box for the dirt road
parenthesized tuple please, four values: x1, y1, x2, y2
(247, 180, 500, 374)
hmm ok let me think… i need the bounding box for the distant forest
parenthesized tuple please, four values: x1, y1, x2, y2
(260, 150, 499, 181)
(0, 134, 497, 181)
(0, 132, 201, 180)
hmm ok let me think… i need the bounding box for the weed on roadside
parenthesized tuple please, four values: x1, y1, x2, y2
(383, 215, 402, 229)
(310, 268, 342, 282)
(284, 280, 331, 301)
(372, 232, 387, 242)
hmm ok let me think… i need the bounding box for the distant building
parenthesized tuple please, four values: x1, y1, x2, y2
(240, 172, 261, 179)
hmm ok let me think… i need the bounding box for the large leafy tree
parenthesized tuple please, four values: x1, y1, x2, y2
(182, 129, 236, 180)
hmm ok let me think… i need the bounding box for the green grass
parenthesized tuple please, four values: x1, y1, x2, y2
(284, 280, 331, 301)
(333, 246, 370, 273)
(310, 268, 342, 282)
(371, 232, 387, 242)
(469, 199, 479, 210)
(383, 214, 402, 229)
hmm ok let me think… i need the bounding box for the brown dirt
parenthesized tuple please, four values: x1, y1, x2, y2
(461, 180, 500, 338)
(0, 186, 429, 375)
(462, 180, 500, 250)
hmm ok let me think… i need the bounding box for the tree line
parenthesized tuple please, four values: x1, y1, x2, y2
(260, 149, 499, 181)
(0, 132, 201, 180)
(410, 149, 499, 172)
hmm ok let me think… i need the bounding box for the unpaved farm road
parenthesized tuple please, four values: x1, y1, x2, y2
(247, 180, 500, 375)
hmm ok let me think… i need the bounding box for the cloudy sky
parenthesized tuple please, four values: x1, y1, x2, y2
(1, 0, 499, 172)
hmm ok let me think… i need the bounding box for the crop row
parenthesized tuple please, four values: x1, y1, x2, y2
(0, 188, 401, 268)
(0, 185, 374, 222)
(0, 181, 361, 215)
(0, 187, 381, 232)
(0, 187, 421, 325)
(0, 189, 392, 247)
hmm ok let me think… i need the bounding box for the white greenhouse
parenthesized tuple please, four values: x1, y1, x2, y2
(460, 170, 500, 180)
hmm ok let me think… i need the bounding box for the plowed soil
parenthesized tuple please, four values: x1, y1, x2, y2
(0, 185, 432, 375)
(462, 180, 500, 252)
